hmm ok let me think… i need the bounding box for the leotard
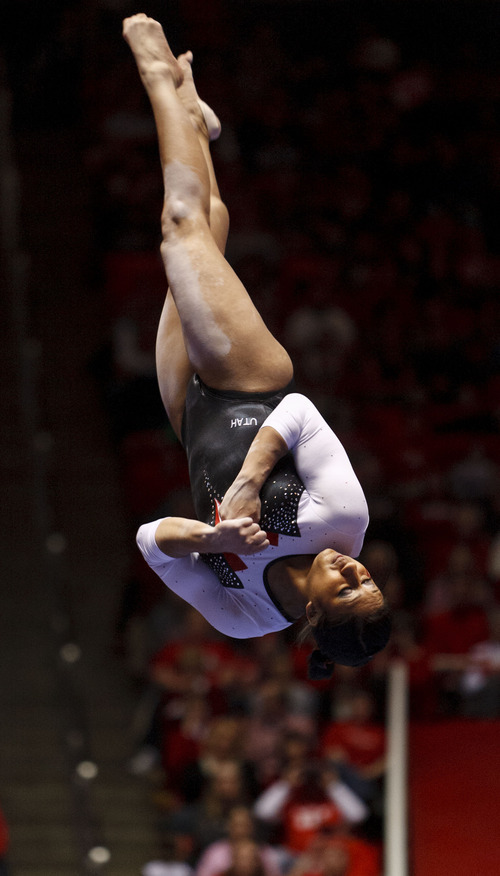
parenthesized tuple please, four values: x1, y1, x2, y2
(137, 381, 369, 638)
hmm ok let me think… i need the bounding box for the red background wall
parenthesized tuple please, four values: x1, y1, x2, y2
(409, 720, 500, 875)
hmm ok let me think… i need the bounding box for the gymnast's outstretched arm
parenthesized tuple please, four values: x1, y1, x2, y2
(154, 515, 269, 558)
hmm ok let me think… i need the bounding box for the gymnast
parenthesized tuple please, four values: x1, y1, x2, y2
(124, 14, 391, 679)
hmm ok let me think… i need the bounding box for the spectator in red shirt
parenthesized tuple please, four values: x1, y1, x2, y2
(287, 828, 381, 876)
(319, 689, 385, 803)
(423, 573, 490, 657)
(253, 760, 367, 855)
(423, 569, 491, 714)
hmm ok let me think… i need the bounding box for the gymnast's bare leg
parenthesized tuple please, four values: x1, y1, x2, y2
(122, 14, 293, 440)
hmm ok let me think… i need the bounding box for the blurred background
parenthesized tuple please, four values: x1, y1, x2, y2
(1, 1, 499, 874)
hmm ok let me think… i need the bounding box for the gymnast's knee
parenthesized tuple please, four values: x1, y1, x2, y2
(160, 197, 229, 259)
(161, 160, 209, 241)
(161, 197, 200, 241)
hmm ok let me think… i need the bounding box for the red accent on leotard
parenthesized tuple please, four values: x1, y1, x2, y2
(214, 499, 279, 569)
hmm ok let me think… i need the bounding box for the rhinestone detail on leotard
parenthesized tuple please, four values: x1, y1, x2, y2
(260, 467, 304, 537)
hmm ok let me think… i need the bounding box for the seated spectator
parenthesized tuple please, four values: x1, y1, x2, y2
(242, 655, 319, 788)
(253, 760, 367, 854)
(263, 649, 320, 722)
(424, 501, 492, 583)
(162, 694, 211, 797)
(423, 543, 492, 618)
(459, 605, 500, 718)
(287, 828, 381, 876)
(319, 689, 385, 802)
(289, 842, 349, 876)
(180, 715, 258, 804)
(215, 839, 268, 876)
(129, 611, 252, 780)
(373, 613, 438, 720)
(423, 568, 491, 713)
(151, 609, 243, 700)
(423, 570, 490, 657)
(142, 862, 193, 876)
(164, 760, 254, 859)
(195, 806, 281, 876)
(152, 609, 260, 715)
(242, 679, 296, 789)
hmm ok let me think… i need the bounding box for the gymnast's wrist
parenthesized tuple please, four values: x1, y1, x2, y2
(232, 470, 262, 492)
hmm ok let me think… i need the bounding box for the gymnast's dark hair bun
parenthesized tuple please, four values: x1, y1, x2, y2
(307, 649, 335, 680)
(308, 607, 392, 678)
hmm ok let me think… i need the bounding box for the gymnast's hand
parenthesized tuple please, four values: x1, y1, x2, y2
(209, 518, 269, 555)
(219, 426, 287, 524)
(218, 477, 262, 524)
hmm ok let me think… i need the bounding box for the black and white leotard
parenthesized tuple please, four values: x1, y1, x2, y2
(136, 378, 369, 639)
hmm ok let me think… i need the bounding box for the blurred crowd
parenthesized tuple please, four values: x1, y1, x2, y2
(5, 2, 500, 874)
(85, 5, 500, 873)
(86, 4, 499, 874)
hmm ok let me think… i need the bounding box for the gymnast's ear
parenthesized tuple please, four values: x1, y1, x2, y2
(305, 601, 320, 626)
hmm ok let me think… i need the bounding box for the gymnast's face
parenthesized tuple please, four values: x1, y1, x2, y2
(306, 549, 384, 623)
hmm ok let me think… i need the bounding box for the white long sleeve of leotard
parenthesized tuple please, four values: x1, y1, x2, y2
(261, 393, 369, 555)
(136, 518, 270, 636)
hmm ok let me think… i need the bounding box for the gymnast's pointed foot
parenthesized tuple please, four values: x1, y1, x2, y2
(122, 13, 184, 89)
(177, 50, 222, 141)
